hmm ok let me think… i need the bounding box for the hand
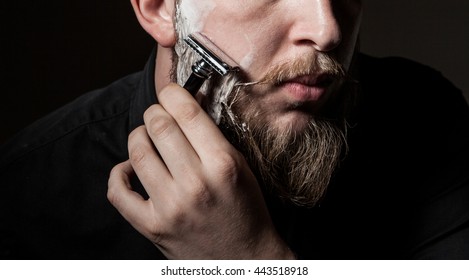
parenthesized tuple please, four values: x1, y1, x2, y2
(107, 83, 294, 259)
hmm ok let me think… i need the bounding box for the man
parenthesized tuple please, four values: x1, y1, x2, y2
(1, 0, 468, 259)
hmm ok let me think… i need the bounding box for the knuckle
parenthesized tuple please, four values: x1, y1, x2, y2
(148, 115, 173, 140)
(106, 180, 121, 206)
(106, 185, 115, 203)
(188, 180, 215, 208)
(158, 83, 180, 101)
(169, 206, 187, 225)
(128, 126, 145, 144)
(107, 165, 124, 204)
(148, 222, 165, 245)
(213, 150, 242, 177)
(177, 102, 201, 123)
(143, 104, 160, 123)
(108, 164, 120, 184)
(128, 145, 147, 169)
(161, 201, 188, 228)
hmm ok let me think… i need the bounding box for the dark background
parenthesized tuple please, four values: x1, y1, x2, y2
(360, 0, 468, 104)
(1, 1, 468, 144)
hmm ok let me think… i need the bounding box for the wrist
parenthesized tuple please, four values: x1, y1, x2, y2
(253, 229, 296, 259)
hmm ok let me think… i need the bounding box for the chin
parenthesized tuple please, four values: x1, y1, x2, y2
(270, 110, 315, 134)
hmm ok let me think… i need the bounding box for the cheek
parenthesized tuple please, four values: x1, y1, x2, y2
(334, 3, 363, 69)
(180, 1, 259, 71)
(202, 20, 261, 70)
(199, 8, 281, 74)
(179, 0, 217, 32)
(340, 2, 362, 38)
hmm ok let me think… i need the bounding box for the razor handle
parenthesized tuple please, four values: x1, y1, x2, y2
(183, 60, 214, 96)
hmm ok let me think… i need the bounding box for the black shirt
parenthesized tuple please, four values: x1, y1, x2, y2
(1, 50, 469, 259)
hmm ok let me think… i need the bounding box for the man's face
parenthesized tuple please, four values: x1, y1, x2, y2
(177, 0, 362, 131)
(172, 0, 362, 206)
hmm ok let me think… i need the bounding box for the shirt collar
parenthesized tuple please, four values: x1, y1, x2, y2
(129, 48, 158, 133)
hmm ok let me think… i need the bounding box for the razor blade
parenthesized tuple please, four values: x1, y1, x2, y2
(183, 33, 239, 95)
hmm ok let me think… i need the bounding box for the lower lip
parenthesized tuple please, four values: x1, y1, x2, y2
(281, 82, 327, 102)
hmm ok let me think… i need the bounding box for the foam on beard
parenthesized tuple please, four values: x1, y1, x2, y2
(174, 1, 247, 126)
(174, 41, 243, 125)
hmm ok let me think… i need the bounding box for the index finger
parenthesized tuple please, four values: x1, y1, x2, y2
(157, 83, 236, 159)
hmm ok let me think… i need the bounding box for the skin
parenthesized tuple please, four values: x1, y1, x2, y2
(107, 0, 362, 259)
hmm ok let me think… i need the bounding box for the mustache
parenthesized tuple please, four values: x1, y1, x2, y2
(237, 52, 347, 87)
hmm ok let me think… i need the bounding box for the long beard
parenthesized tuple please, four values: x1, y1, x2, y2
(216, 81, 353, 207)
(220, 114, 347, 207)
(171, 3, 358, 207)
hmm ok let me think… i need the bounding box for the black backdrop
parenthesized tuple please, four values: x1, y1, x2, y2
(1, 1, 468, 143)
(0, 1, 154, 143)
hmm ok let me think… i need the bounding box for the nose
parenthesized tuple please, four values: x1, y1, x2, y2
(289, 0, 342, 52)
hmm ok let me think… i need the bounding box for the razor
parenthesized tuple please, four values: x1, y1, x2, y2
(183, 33, 239, 95)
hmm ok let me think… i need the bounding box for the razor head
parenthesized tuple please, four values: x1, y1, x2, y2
(184, 33, 239, 76)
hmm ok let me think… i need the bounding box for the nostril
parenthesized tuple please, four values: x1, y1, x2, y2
(313, 27, 342, 52)
(296, 39, 316, 46)
(289, 11, 342, 52)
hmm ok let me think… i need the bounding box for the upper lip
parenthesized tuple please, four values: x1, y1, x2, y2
(284, 74, 333, 87)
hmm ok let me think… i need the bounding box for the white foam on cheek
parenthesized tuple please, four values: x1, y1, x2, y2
(180, 1, 255, 71)
(179, 0, 216, 32)
(239, 34, 256, 69)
